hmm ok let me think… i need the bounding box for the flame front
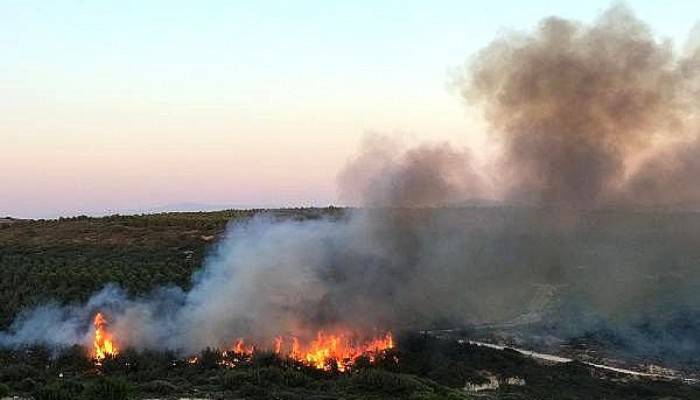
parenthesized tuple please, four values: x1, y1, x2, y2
(296, 331, 393, 371)
(224, 331, 393, 372)
(92, 312, 118, 363)
(88, 313, 392, 372)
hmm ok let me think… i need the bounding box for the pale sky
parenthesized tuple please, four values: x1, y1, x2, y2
(2, 1, 698, 218)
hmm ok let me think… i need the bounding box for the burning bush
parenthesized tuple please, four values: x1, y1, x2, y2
(88, 309, 394, 373)
(91, 313, 118, 363)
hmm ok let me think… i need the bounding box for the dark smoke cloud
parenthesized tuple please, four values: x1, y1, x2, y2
(460, 5, 699, 209)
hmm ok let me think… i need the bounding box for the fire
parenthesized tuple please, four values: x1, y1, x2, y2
(274, 336, 283, 354)
(92, 312, 118, 363)
(234, 338, 255, 355)
(87, 312, 392, 372)
(222, 331, 394, 372)
(299, 331, 393, 371)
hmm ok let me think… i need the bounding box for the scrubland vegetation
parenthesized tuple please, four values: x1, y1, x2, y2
(1, 333, 698, 399)
(0, 208, 341, 329)
(1, 208, 698, 399)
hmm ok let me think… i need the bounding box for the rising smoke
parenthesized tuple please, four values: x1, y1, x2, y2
(463, 5, 700, 209)
(337, 135, 482, 207)
(2, 5, 700, 364)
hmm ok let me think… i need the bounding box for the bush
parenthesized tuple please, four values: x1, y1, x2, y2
(34, 382, 75, 400)
(53, 345, 92, 371)
(282, 369, 312, 388)
(132, 349, 178, 373)
(17, 377, 38, 393)
(0, 364, 40, 383)
(258, 367, 284, 385)
(408, 391, 442, 400)
(141, 379, 177, 395)
(198, 347, 222, 369)
(238, 381, 270, 398)
(84, 377, 130, 400)
(56, 379, 85, 396)
(222, 369, 254, 389)
(251, 351, 283, 368)
(0, 383, 8, 397)
(349, 369, 431, 394)
(426, 363, 468, 387)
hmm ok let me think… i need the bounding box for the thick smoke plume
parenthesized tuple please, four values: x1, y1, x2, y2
(2, 6, 700, 366)
(462, 5, 700, 208)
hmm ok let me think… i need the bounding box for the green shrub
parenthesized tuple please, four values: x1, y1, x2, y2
(141, 379, 177, 394)
(251, 351, 282, 368)
(349, 369, 430, 394)
(426, 363, 468, 388)
(56, 379, 85, 396)
(282, 369, 312, 388)
(238, 381, 270, 398)
(84, 377, 131, 400)
(222, 369, 254, 389)
(258, 367, 284, 385)
(0, 383, 9, 397)
(198, 347, 222, 369)
(33, 382, 75, 400)
(0, 364, 40, 383)
(412, 388, 470, 400)
(53, 345, 93, 371)
(408, 391, 442, 400)
(17, 377, 38, 393)
(445, 390, 471, 400)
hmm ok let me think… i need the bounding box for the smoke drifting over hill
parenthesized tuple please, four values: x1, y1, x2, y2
(2, 6, 700, 365)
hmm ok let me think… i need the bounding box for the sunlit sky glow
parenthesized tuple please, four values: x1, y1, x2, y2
(2, 0, 698, 218)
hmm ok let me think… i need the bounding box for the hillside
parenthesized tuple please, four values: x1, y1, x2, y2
(0, 208, 341, 328)
(1, 207, 699, 399)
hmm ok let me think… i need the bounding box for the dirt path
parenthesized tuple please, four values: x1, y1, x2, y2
(463, 339, 699, 384)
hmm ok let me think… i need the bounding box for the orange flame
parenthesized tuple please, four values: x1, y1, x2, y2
(274, 336, 283, 354)
(92, 312, 118, 363)
(298, 331, 393, 371)
(233, 338, 255, 355)
(218, 331, 394, 371)
(291, 336, 300, 359)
